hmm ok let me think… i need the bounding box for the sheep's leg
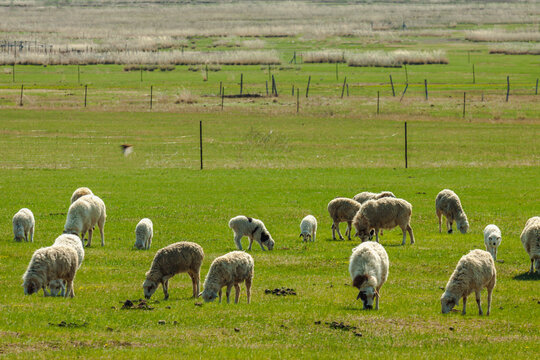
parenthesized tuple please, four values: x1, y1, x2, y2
(529, 259, 535, 274)
(475, 291, 483, 316)
(461, 296, 467, 315)
(86, 229, 93, 247)
(24, 230, 28, 242)
(42, 286, 49, 297)
(447, 219, 453, 234)
(234, 284, 241, 304)
(60, 281, 66, 297)
(331, 224, 336, 240)
(234, 233, 243, 250)
(375, 228, 380, 243)
(335, 222, 345, 240)
(436, 210, 442, 233)
(218, 288, 222, 303)
(346, 221, 352, 240)
(259, 240, 266, 251)
(30, 226, 34, 242)
(226, 284, 233, 304)
(246, 278, 252, 304)
(65, 279, 74, 298)
(487, 285, 493, 316)
(147, 235, 152, 250)
(189, 272, 198, 298)
(375, 288, 380, 310)
(248, 237, 254, 251)
(163, 279, 169, 300)
(98, 219, 105, 247)
(312, 230, 316, 242)
(407, 225, 415, 245)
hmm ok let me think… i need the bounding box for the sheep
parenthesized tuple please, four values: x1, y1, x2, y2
(143, 242, 204, 300)
(353, 191, 396, 204)
(70, 187, 93, 204)
(299, 215, 317, 242)
(349, 241, 389, 310)
(228, 215, 275, 251)
(22, 245, 79, 298)
(12, 208, 35, 242)
(441, 249, 496, 316)
(327, 198, 361, 241)
(199, 251, 254, 304)
(520, 216, 540, 274)
(352, 197, 414, 245)
(64, 194, 106, 247)
(134, 218, 153, 250)
(483, 224, 502, 261)
(436, 189, 469, 234)
(48, 234, 85, 297)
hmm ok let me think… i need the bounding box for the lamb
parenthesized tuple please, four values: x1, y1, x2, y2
(483, 224, 502, 261)
(48, 234, 85, 297)
(327, 198, 361, 241)
(199, 251, 254, 304)
(349, 241, 389, 310)
(353, 191, 396, 204)
(134, 218, 153, 250)
(143, 242, 204, 300)
(228, 215, 275, 251)
(299, 215, 317, 242)
(12, 208, 35, 242)
(64, 194, 106, 247)
(352, 197, 414, 245)
(22, 245, 79, 298)
(441, 249, 496, 316)
(436, 189, 469, 234)
(70, 187, 93, 204)
(520, 216, 540, 274)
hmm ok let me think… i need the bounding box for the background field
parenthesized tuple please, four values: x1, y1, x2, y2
(0, 0, 539, 359)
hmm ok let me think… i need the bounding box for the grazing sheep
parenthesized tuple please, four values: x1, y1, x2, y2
(199, 251, 254, 304)
(134, 218, 153, 250)
(299, 215, 317, 242)
(352, 198, 414, 245)
(228, 215, 275, 251)
(436, 189, 469, 234)
(48, 234, 85, 297)
(143, 242, 204, 300)
(22, 245, 79, 298)
(349, 241, 389, 310)
(520, 216, 540, 274)
(483, 224, 502, 261)
(441, 249, 496, 316)
(353, 191, 396, 204)
(70, 187, 93, 204)
(327, 198, 361, 241)
(12, 208, 35, 242)
(64, 194, 106, 247)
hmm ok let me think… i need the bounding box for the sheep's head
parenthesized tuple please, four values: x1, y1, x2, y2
(440, 292, 458, 314)
(200, 289, 218, 303)
(48, 280, 65, 297)
(261, 231, 274, 250)
(487, 235, 501, 248)
(143, 279, 158, 299)
(352, 274, 378, 310)
(23, 278, 41, 296)
(299, 233, 311, 242)
(457, 216, 469, 234)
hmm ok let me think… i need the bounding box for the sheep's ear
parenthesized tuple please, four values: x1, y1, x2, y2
(299, 234, 303, 238)
(352, 274, 368, 289)
(197, 292, 203, 298)
(369, 229, 375, 237)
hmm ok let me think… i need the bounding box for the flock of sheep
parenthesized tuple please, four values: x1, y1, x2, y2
(13, 187, 540, 314)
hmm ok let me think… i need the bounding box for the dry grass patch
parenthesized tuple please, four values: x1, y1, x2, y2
(465, 30, 540, 42)
(347, 50, 448, 67)
(175, 89, 198, 104)
(489, 43, 540, 55)
(303, 50, 346, 64)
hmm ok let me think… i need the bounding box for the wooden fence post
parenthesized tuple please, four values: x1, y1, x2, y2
(463, 92, 466, 119)
(472, 64, 475, 84)
(389, 74, 395, 97)
(84, 85, 87, 107)
(506, 76, 510, 102)
(240, 73, 243, 95)
(424, 79, 428, 100)
(150, 85, 153, 110)
(221, 87, 224, 110)
(296, 88, 299, 113)
(199, 121, 203, 170)
(404, 121, 408, 169)
(399, 84, 408, 102)
(341, 76, 347, 98)
(377, 91, 380, 114)
(306, 75, 311, 98)
(535, 78, 538, 95)
(19, 84, 23, 106)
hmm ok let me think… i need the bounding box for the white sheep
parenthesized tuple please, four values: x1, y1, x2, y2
(228, 215, 275, 251)
(70, 187, 93, 204)
(199, 251, 254, 304)
(441, 249, 496, 316)
(299, 215, 317, 242)
(48, 234, 85, 297)
(12, 208, 35, 242)
(353, 191, 396, 204)
(352, 197, 414, 245)
(483, 224, 502, 261)
(134, 218, 153, 250)
(327, 197, 361, 241)
(64, 194, 106, 247)
(349, 241, 389, 310)
(436, 189, 469, 234)
(520, 216, 540, 274)
(22, 245, 79, 298)
(143, 242, 204, 300)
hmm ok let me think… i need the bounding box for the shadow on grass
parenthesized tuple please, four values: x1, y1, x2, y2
(513, 272, 540, 281)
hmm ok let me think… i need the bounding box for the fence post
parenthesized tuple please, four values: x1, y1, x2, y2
(199, 121, 203, 170)
(296, 88, 299, 113)
(404, 64, 408, 84)
(404, 121, 408, 169)
(389, 74, 395, 96)
(399, 83, 408, 102)
(19, 84, 23, 106)
(341, 76, 347, 98)
(265, 81, 268, 96)
(472, 64, 475, 84)
(205, 64, 208, 81)
(77, 65, 80, 84)
(219, 81, 222, 96)
(306, 75, 311, 98)
(84, 84, 87, 107)
(150, 85, 153, 110)
(221, 87, 224, 110)
(506, 76, 510, 102)
(346, 83, 349, 96)
(292, 85, 294, 96)
(424, 79, 428, 100)
(535, 78, 538, 95)
(140, 67, 143, 82)
(463, 92, 466, 119)
(377, 91, 380, 114)
(12, 63, 15, 82)
(240, 73, 243, 95)
(335, 63, 338, 81)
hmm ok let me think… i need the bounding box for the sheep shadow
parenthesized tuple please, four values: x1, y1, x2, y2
(512, 272, 540, 281)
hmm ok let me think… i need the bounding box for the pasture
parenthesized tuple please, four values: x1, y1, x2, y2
(1, 1, 539, 358)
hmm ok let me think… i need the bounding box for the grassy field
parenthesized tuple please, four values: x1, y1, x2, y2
(1, 1, 539, 359)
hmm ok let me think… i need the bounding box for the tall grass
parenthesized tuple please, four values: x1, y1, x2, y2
(302, 50, 346, 64)
(347, 50, 448, 67)
(489, 43, 540, 55)
(465, 30, 540, 42)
